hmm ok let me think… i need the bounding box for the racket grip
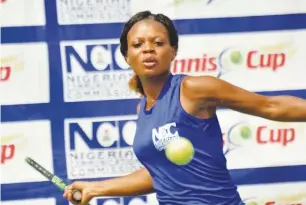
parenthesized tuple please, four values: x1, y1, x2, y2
(72, 189, 82, 203)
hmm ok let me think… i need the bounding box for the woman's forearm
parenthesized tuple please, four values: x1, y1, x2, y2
(90, 168, 155, 197)
(266, 95, 306, 122)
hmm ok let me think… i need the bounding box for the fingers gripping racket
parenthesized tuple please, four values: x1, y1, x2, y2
(25, 157, 83, 204)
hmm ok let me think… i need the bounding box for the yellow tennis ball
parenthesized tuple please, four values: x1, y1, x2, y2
(165, 137, 194, 165)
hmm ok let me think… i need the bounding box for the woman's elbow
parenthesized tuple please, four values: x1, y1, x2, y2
(263, 97, 288, 122)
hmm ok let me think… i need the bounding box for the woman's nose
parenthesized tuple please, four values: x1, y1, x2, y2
(142, 42, 154, 53)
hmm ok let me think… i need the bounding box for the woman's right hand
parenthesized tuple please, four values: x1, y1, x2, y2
(63, 181, 96, 205)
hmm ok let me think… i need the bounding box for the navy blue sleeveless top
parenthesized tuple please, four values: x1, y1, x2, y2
(133, 74, 243, 205)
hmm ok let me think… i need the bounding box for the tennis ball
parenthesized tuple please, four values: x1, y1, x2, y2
(165, 137, 194, 165)
(230, 51, 243, 65)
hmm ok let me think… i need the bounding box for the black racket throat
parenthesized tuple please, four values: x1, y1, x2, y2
(25, 157, 85, 204)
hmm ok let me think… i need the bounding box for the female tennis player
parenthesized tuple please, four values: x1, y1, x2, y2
(63, 11, 306, 205)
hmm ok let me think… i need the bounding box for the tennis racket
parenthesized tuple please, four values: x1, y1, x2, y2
(25, 157, 85, 204)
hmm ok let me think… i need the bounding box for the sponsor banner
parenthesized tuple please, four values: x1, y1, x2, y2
(69, 194, 158, 205)
(64, 115, 143, 180)
(0, 43, 50, 105)
(60, 39, 139, 102)
(0, 120, 53, 184)
(2, 198, 56, 205)
(216, 109, 306, 169)
(131, 0, 306, 20)
(56, 0, 306, 25)
(56, 0, 131, 25)
(0, 0, 46, 27)
(68, 182, 306, 205)
(238, 182, 306, 205)
(172, 30, 306, 92)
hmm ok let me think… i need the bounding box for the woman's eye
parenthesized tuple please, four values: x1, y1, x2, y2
(155, 42, 164, 46)
(133, 43, 142, 48)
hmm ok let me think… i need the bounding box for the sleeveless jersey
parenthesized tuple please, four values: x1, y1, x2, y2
(133, 74, 243, 205)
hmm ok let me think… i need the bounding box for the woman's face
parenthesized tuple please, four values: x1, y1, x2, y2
(125, 19, 176, 78)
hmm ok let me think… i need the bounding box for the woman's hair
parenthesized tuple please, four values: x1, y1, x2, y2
(119, 10, 179, 96)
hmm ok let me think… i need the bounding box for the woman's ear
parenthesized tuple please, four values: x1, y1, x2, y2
(171, 47, 177, 61)
(125, 56, 130, 65)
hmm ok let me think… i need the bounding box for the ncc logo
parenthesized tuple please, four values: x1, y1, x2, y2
(68, 118, 137, 150)
(65, 116, 140, 179)
(64, 42, 130, 73)
(61, 40, 137, 102)
(97, 196, 149, 205)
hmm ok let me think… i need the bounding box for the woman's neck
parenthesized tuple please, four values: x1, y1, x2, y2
(141, 72, 170, 101)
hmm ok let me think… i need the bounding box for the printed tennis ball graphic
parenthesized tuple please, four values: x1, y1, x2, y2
(240, 126, 252, 140)
(165, 137, 194, 165)
(230, 50, 243, 65)
(246, 202, 258, 205)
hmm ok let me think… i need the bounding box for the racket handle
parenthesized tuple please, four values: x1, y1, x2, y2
(72, 189, 82, 203)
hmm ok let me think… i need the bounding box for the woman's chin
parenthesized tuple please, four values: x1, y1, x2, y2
(142, 69, 163, 77)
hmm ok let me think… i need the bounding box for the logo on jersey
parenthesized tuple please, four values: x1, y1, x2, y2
(152, 122, 180, 151)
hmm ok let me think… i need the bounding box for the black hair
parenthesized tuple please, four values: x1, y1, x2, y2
(119, 10, 179, 95)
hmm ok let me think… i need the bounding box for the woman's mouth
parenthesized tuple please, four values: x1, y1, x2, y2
(143, 61, 157, 68)
(143, 56, 158, 68)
